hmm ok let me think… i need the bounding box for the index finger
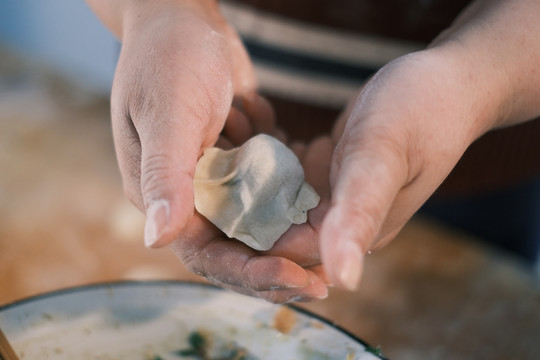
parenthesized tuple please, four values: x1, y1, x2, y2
(168, 214, 314, 292)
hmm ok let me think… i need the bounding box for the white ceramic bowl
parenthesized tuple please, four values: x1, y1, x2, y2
(0, 281, 385, 359)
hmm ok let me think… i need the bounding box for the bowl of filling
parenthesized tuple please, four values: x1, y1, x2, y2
(0, 281, 386, 360)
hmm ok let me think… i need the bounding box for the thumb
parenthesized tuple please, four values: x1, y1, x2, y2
(114, 99, 229, 249)
(133, 77, 232, 248)
(111, 105, 208, 249)
(114, 68, 233, 250)
(320, 130, 409, 290)
(109, 4, 238, 249)
(139, 125, 202, 249)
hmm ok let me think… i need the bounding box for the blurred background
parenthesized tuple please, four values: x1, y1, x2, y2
(0, 0, 199, 302)
(0, 1, 539, 359)
(0, 0, 116, 93)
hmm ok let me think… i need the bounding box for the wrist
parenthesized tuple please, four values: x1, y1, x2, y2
(430, 0, 540, 129)
(87, 0, 222, 40)
(427, 42, 512, 139)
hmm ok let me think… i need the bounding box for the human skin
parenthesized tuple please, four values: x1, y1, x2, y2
(87, 0, 540, 301)
(86, 0, 328, 302)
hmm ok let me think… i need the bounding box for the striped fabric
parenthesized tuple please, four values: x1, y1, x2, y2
(221, 0, 540, 196)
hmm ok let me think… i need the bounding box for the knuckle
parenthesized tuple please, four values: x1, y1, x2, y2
(170, 240, 209, 281)
(123, 184, 143, 210)
(171, 235, 215, 280)
(344, 199, 382, 251)
(139, 153, 176, 201)
(180, 248, 203, 275)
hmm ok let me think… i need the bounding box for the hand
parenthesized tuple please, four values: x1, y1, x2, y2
(88, 0, 540, 300)
(319, 0, 540, 291)
(319, 48, 504, 290)
(87, 0, 329, 303)
(168, 101, 332, 303)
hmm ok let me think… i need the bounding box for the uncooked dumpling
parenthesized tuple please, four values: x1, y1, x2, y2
(194, 134, 320, 251)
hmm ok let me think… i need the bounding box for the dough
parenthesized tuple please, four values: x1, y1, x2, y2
(194, 134, 320, 251)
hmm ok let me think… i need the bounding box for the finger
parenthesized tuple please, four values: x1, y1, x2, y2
(217, 270, 328, 304)
(256, 270, 328, 303)
(136, 107, 220, 249)
(168, 214, 312, 291)
(113, 109, 203, 250)
(290, 142, 307, 160)
(306, 264, 332, 286)
(111, 97, 208, 250)
(331, 109, 349, 146)
(273, 127, 288, 144)
(301, 136, 333, 197)
(224, 22, 258, 96)
(332, 88, 363, 145)
(111, 19, 236, 249)
(320, 125, 409, 291)
(222, 106, 254, 146)
(263, 198, 329, 267)
(242, 93, 276, 134)
(263, 224, 319, 268)
(215, 135, 234, 150)
(111, 114, 144, 210)
(262, 137, 333, 268)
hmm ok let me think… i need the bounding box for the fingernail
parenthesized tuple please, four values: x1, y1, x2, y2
(287, 296, 316, 303)
(288, 291, 328, 303)
(336, 240, 363, 291)
(269, 284, 303, 291)
(144, 199, 170, 248)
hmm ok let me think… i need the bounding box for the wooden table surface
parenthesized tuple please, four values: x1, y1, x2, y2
(1, 52, 539, 360)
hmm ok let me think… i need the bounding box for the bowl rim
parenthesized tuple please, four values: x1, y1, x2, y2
(0, 280, 387, 359)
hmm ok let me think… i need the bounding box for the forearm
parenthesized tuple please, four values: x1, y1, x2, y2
(433, 0, 540, 129)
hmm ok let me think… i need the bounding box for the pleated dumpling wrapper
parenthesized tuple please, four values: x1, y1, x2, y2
(194, 134, 320, 251)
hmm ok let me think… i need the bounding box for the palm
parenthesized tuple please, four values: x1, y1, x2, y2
(168, 102, 337, 302)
